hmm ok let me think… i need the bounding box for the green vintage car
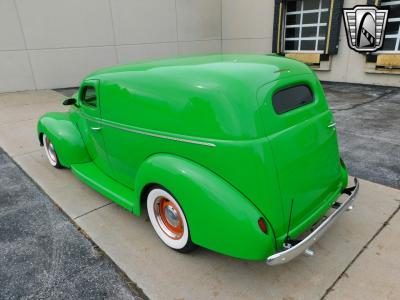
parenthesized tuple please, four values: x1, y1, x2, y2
(37, 54, 359, 265)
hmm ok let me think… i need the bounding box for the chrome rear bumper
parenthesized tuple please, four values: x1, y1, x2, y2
(266, 178, 359, 266)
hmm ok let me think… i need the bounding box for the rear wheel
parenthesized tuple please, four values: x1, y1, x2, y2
(147, 187, 196, 253)
(43, 134, 62, 169)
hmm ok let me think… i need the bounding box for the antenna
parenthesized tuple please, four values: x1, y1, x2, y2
(285, 198, 294, 243)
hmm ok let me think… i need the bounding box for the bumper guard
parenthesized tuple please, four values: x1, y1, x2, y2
(267, 178, 359, 266)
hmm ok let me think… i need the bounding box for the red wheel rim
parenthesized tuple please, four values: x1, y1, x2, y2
(154, 196, 184, 240)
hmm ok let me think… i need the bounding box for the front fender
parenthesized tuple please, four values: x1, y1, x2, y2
(37, 112, 90, 167)
(134, 153, 276, 260)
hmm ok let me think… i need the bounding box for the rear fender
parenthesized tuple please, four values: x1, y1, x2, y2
(37, 112, 90, 167)
(134, 153, 276, 260)
(340, 159, 349, 189)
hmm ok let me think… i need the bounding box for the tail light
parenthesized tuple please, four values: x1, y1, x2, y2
(258, 218, 268, 234)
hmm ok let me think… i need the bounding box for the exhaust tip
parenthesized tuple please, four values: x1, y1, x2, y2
(304, 248, 315, 257)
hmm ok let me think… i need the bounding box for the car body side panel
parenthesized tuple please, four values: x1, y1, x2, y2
(96, 116, 286, 248)
(134, 153, 277, 260)
(71, 161, 134, 211)
(37, 112, 90, 167)
(97, 70, 287, 243)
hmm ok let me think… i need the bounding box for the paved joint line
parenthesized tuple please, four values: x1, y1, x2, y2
(11, 149, 42, 158)
(332, 90, 396, 112)
(321, 204, 400, 299)
(74, 202, 114, 220)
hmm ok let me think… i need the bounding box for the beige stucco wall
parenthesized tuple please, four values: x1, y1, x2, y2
(1, 0, 398, 93)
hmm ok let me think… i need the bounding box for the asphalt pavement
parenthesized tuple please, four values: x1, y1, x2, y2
(0, 147, 146, 299)
(324, 82, 400, 189)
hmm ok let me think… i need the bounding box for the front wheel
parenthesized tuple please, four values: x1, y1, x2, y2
(147, 187, 196, 253)
(43, 134, 62, 169)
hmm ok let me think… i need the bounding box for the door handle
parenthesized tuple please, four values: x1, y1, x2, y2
(90, 127, 102, 131)
(328, 122, 336, 128)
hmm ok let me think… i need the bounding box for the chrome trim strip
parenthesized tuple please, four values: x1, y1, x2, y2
(266, 177, 359, 266)
(78, 112, 216, 148)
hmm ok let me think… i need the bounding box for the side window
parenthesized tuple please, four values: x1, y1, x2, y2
(81, 86, 97, 108)
(272, 85, 314, 114)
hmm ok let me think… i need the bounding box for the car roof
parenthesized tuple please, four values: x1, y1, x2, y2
(85, 55, 314, 140)
(87, 54, 312, 90)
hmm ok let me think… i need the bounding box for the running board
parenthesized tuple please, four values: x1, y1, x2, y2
(71, 162, 135, 212)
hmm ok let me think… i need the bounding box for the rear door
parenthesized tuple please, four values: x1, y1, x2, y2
(259, 75, 342, 235)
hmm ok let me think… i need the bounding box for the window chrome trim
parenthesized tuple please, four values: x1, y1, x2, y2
(285, 50, 324, 53)
(286, 23, 327, 28)
(285, 37, 325, 41)
(286, 8, 328, 15)
(77, 111, 216, 148)
(381, 0, 400, 6)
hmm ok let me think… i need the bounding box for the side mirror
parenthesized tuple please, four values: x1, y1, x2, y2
(62, 98, 76, 106)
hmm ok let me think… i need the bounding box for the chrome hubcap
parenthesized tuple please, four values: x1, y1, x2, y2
(44, 136, 57, 163)
(164, 205, 179, 227)
(153, 196, 184, 240)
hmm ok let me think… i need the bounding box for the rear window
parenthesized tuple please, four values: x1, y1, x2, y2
(272, 85, 314, 114)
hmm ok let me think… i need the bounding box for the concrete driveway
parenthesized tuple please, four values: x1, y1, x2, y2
(0, 86, 399, 300)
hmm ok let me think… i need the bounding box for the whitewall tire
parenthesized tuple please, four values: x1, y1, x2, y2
(43, 134, 62, 169)
(147, 187, 196, 253)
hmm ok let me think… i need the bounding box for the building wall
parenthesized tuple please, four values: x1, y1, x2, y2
(316, 0, 400, 86)
(221, 0, 274, 53)
(0, 0, 222, 92)
(221, 0, 400, 87)
(1, 0, 398, 93)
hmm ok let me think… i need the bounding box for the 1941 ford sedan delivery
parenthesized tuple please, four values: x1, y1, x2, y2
(37, 54, 358, 265)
